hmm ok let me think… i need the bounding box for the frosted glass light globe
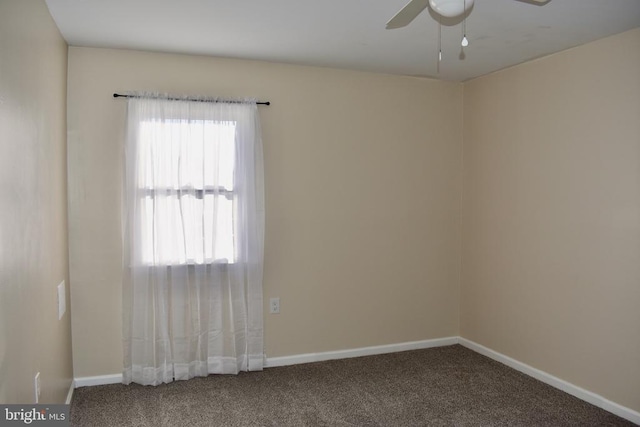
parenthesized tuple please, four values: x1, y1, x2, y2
(429, 0, 475, 18)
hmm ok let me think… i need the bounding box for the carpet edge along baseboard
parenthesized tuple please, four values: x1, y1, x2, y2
(72, 336, 640, 425)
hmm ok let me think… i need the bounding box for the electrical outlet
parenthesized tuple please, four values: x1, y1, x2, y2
(34, 372, 41, 403)
(269, 297, 280, 314)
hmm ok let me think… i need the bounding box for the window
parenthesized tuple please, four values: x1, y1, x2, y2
(123, 96, 265, 384)
(137, 119, 237, 265)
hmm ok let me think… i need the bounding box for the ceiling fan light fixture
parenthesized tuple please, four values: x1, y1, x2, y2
(429, 0, 474, 18)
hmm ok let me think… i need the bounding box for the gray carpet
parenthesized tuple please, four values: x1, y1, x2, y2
(70, 345, 634, 426)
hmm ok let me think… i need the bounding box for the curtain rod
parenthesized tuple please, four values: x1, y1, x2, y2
(113, 93, 270, 106)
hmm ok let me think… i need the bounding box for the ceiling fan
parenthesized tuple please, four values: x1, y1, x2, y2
(386, 0, 550, 29)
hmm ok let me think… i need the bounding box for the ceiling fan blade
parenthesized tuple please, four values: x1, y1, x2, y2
(386, 0, 430, 29)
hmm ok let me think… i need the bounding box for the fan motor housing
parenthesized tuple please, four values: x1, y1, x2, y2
(429, 0, 475, 18)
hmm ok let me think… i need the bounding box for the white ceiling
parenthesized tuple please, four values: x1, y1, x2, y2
(45, 0, 640, 82)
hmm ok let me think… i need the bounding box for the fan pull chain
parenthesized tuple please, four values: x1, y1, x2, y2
(437, 17, 442, 73)
(461, 0, 469, 47)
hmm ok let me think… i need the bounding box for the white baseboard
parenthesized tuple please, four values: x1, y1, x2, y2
(74, 373, 123, 388)
(65, 381, 74, 404)
(71, 337, 639, 425)
(458, 337, 640, 425)
(72, 337, 457, 387)
(264, 336, 458, 368)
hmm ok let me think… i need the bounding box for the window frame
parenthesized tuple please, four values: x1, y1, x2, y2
(136, 118, 239, 267)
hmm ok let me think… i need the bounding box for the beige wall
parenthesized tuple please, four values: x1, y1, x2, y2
(0, 0, 73, 403)
(66, 47, 463, 377)
(65, 20, 639, 416)
(461, 28, 640, 412)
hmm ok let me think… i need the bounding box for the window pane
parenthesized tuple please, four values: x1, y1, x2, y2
(138, 120, 235, 190)
(204, 194, 234, 263)
(203, 121, 236, 190)
(140, 194, 235, 265)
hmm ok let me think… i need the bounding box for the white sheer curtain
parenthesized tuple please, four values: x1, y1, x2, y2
(122, 94, 264, 386)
